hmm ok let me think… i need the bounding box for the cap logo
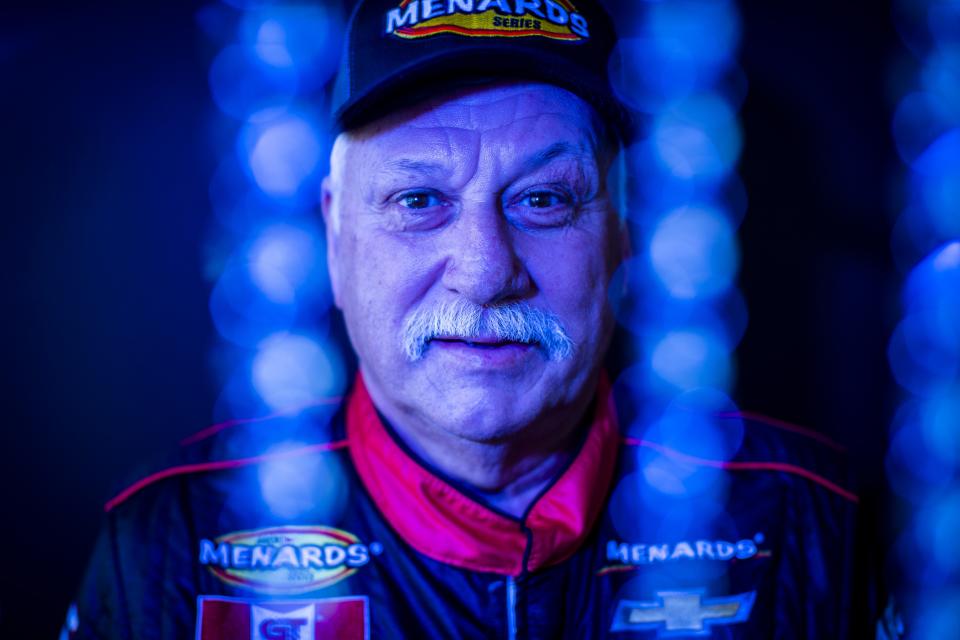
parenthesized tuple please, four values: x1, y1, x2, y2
(385, 0, 590, 41)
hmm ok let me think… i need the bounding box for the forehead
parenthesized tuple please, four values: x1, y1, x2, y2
(340, 82, 603, 165)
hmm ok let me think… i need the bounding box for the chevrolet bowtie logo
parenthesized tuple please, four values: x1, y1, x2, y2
(610, 590, 757, 637)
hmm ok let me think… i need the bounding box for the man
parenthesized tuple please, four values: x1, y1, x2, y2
(67, 0, 864, 638)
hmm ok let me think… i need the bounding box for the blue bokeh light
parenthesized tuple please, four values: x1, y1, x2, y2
(204, 1, 343, 425)
(252, 333, 346, 412)
(247, 222, 329, 305)
(209, 257, 298, 347)
(240, 110, 325, 201)
(921, 48, 960, 117)
(885, 403, 956, 503)
(209, 44, 298, 120)
(889, 1, 960, 632)
(892, 92, 952, 165)
(914, 130, 960, 238)
(923, 490, 960, 575)
(648, 204, 739, 300)
(648, 329, 733, 393)
(611, 37, 700, 113)
(240, 5, 343, 90)
(651, 95, 742, 181)
(646, 0, 741, 71)
(258, 440, 350, 520)
(613, 3, 746, 546)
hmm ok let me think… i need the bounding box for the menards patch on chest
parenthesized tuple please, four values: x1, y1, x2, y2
(199, 526, 383, 595)
(598, 533, 771, 576)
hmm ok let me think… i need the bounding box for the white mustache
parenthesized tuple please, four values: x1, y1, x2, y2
(400, 299, 574, 362)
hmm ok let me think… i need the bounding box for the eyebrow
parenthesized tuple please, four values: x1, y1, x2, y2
(383, 158, 447, 175)
(525, 141, 584, 173)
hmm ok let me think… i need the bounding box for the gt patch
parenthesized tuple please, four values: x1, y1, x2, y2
(196, 595, 369, 640)
(385, 0, 590, 41)
(610, 590, 756, 637)
(199, 526, 382, 595)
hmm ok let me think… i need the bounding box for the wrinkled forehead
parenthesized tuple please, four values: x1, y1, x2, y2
(337, 82, 606, 166)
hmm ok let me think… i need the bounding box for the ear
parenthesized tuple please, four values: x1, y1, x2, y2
(320, 175, 343, 309)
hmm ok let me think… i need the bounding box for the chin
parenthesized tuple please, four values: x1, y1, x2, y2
(424, 384, 544, 444)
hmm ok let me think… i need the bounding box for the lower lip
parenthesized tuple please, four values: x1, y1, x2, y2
(429, 340, 535, 367)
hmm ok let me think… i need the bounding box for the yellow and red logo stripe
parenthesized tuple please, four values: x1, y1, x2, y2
(385, 0, 590, 41)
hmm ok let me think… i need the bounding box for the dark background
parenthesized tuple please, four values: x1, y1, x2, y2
(1, 0, 897, 636)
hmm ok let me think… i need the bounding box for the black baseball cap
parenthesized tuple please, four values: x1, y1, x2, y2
(331, 0, 633, 142)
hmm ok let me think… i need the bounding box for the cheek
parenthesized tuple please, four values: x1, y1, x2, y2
(339, 231, 444, 341)
(522, 234, 612, 341)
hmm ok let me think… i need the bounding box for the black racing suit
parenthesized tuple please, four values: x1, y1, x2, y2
(68, 373, 864, 639)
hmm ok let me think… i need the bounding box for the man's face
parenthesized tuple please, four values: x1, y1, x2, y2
(323, 82, 625, 443)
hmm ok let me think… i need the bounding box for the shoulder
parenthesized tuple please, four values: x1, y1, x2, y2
(718, 410, 857, 504)
(620, 410, 858, 506)
(103, 398, 349, 515)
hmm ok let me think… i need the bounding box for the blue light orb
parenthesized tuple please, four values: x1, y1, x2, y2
(646, 0, 741, 74)
(885, 404, 956, 503)
(648, 328, 733, 393)
(913, 129, 960, 238)
(210, 259, 298, 347)
(633, 433, 730, 518)
(247, 222, 329, 305)
(258, 440, 349, 521)
(652, 94, 742, 181)
(644, 404, 743, 463)
(209, 157, 305, 233)
(892, 92, 954, 166)
(611, 37, 699, 113)
(241, 5, 343, 90)
(888, 312, 960, 396)
(213, 363, 270, 424)
(929, 2, 960, 50)
(920, 392, 960, 466)
(921, 47, 960, 116)
(914, 490, 960, 580)
(911, 595, 960, 640)
(241, 111, 324, 200)
(251, 333, 346, 412)
(611, 0, 740, 114)
(904, 241, 960, 331)
(648, 204, 739, 300)
(253, 19, 294, 68)
(209, 44, 298, 120)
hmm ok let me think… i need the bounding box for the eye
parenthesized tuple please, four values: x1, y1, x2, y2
(396, 190, 444, 210)
(519, 190, 567, 209)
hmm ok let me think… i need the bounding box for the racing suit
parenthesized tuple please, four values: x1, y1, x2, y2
(68, 373, 862, 639)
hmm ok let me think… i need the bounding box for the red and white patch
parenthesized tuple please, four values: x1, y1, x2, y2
(196, 595, 369, 640)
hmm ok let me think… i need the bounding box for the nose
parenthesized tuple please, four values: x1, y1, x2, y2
(440, 201, 533, 306)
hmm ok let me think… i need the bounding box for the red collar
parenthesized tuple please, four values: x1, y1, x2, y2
(346, 373, 620, 576)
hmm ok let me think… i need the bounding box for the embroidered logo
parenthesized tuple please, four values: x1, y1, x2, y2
(610, 590, 757, 637)
(196, 596, 369, 640)
(199, 526, 382, 595)
(599, 532, 769, 575)
(384, 0, 590, 41)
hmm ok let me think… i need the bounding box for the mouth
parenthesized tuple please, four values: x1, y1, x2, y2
(432, 337, 534, 349)
(426, 336, 537, 366)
